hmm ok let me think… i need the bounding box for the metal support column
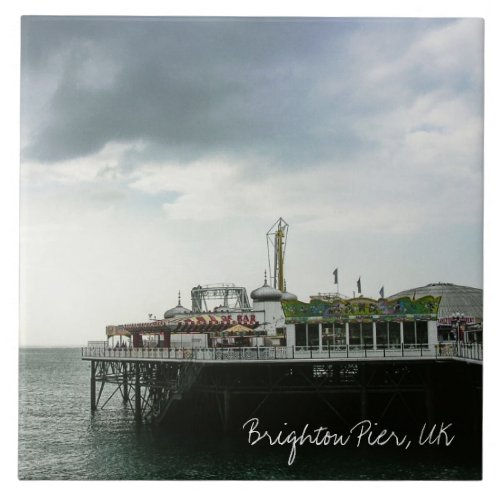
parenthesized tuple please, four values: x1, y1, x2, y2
(90, 361, 97, 412)
(135, 364, 141, 422)
(123, 363, 129, 403)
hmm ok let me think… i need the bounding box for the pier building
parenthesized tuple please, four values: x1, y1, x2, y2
(388, 283, 483, 344)
(83, 219, 482, 437)
(105, 281, 483, 354)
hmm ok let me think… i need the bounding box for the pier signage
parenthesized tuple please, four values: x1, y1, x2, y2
(160, 313, 259, 326)
(183, 314, 257, 325)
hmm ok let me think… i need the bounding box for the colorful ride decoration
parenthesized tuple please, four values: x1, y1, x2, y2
(282, 295, 441, 323)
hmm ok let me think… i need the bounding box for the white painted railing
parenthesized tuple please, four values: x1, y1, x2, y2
(82, 344, 449, 362)
(436, 342, 483, 362)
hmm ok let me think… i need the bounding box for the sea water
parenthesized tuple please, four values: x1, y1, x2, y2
(18, 348, 481, 480)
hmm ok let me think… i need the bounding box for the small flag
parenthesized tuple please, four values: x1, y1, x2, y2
(333, 268, 338, 285)
(379, 286, 384, 299)
(357, 277, 362, 294)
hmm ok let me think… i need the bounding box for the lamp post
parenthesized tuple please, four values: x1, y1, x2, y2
(452, 312, 465, 353)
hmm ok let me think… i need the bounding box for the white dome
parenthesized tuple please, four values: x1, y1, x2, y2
(281, 291, 298, 301)
(251, 280, 283, 302)
(164, 305, 191, 319)
(164, 292, 191, 319)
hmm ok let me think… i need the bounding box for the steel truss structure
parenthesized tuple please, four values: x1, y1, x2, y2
(266, 217, 289, 291)
(87, 357, 481, 435)
(90, 359, 202, 423)
(192, 360, 438, 431)
(190, 284, 252, 313)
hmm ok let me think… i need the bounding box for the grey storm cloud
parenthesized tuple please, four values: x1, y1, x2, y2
(19, 17, 484, 348)
(21, 17, 463, 167)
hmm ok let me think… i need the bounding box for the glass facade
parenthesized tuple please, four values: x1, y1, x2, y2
(295, 323, 306, 346)
(322, 322, 347, 346)
(416, 321, 428, 345)
(308, 324, 319, 347)
(349, 322, 362, 346)
(389, 322, 401, 346)
(294, 320, 431, 348)
(403, 321, 416, 345)
(376, 322, 389, 347)
(334, 322, 346, 345)
(362, 322, 373, 347)
(321, 323, 333, 347)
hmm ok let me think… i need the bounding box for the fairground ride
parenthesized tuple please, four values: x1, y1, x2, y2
(266, 217, 289, 292)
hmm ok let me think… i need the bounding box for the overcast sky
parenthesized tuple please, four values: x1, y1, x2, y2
(19, 16, 483, 347)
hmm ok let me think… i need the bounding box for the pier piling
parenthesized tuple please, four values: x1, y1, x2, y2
(90, 361, 97, 412)
(123, 363, 129, 403)
(135, 364, 141, 422)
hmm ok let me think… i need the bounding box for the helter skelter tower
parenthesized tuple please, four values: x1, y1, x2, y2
(266, 217, 289, 292)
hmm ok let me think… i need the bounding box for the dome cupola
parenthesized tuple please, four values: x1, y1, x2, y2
(164, 291, 192, 319)
(281, 281, 298, 301)
(250, 272, 283, 302)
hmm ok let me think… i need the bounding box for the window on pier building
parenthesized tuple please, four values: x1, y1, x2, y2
(376, 322, 389, 347)
(389, 322, 401, 346)
(334, 322, 346, 344)
(308, 324, 319, 347)
(349, 322, 361, 345)
(403, 321, 416, 346)
(295, 323, 307, 346)
(322, 322, 346, 347)
(349, 322, 373, 346)
(321, 323, 333, 347)
(438, 326, 453, 342)
(416, 321, 429, 345)
(362, 322, 373, 347)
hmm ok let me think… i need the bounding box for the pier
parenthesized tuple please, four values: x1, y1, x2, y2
(81, 221, 482, 436)
(82, 343, 482, 432)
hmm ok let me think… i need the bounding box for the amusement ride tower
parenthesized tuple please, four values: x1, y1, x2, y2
(266, 217, 289, 292)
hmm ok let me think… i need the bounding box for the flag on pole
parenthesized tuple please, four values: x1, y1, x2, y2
(379, 286, 384, 299)
(357, 277, 362, 294)
(333, 268, 338, 285)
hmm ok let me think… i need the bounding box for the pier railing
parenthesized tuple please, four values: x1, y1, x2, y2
(83, 344, 436, 361)
(436, 342, 483, 362)
(82, 342, 482, 363)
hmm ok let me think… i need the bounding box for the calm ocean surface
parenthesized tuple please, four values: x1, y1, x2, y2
(18, 348, 481, 480)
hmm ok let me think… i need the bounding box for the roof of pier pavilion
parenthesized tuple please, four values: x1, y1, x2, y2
(108, 313, 260, 335)
(388, 283, 482, 323)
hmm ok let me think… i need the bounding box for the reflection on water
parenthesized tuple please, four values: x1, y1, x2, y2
(18, 348, 481, 480)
